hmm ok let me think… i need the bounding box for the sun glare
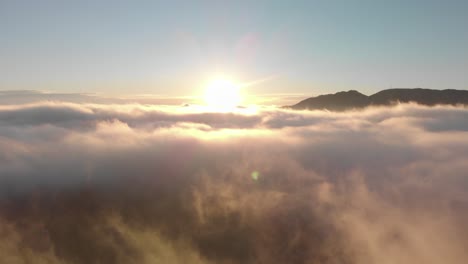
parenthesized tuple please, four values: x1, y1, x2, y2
(204, 78, 242, 110)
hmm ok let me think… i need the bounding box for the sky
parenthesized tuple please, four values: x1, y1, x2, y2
(1, 0, 468, 97)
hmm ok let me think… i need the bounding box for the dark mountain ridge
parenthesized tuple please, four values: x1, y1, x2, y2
(289, 88, 468, 111)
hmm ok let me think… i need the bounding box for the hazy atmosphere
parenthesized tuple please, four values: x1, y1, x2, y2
(1, 1, 468, 264)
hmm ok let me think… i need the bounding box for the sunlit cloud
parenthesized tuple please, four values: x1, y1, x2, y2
(0, 101, 467, 263)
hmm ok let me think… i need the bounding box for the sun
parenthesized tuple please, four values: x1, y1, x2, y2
(204, 78, 242, 110)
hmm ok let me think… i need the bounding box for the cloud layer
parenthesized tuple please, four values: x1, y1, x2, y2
(0, 102, 468, 264)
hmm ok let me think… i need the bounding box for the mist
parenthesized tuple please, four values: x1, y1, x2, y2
(1, 102, 468, 264)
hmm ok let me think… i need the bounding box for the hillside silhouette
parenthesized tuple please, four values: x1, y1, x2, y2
(289, 88, 468, 111)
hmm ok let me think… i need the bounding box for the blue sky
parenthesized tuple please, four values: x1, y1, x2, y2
(1, 0, 468, 96)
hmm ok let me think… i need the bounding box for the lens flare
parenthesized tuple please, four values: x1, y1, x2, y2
(251, 171, 260, 181)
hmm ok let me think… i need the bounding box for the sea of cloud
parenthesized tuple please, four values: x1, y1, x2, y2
(0, 101, 467, 264)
